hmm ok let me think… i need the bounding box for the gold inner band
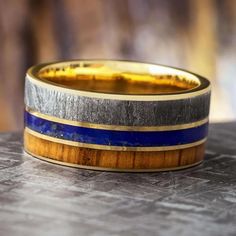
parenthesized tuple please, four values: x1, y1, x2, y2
(34, 61, 201, 95)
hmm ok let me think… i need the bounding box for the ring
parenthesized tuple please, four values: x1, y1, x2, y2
(24, 60, 211, 172)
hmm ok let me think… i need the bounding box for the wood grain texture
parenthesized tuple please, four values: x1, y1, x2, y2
(24, 129, 205, 171)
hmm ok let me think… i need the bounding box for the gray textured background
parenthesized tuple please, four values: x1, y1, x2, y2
(0, 122, 236, 236)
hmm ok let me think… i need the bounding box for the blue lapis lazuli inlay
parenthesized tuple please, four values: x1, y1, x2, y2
(24, 111, 208, 147)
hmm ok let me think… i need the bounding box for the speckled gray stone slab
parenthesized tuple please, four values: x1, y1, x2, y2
(0, 122, 236, 236)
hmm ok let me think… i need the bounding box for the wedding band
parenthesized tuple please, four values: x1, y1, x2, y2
(24, 60, 211, 172)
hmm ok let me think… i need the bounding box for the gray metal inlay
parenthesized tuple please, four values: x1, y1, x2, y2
(25, 78, 210, 126)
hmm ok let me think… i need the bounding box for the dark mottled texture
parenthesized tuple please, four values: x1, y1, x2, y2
(25, 77, 211, 126)
(0, 122, 236, 236)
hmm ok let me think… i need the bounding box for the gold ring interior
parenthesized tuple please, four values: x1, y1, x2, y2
(31, 60, 201, 95)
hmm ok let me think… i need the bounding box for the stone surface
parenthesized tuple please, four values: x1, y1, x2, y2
(0, 122, 236, 236)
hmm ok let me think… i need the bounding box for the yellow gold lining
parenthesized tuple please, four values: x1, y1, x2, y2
(26, 107, 209, 131)
(24, 150, 203, 172)
(26, 74, 210, 101)
(25, 127, 207, 152)
(37, 61, 200, 95)
(26, 60, 211, 101)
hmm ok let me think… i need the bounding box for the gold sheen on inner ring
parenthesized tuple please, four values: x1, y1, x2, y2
(25, 107, 209, 132)
(26, 60, 211, 101)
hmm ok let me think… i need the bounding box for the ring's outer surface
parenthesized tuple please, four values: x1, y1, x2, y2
(24, 60, 211, 172)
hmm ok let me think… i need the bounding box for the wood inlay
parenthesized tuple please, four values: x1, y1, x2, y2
(24, 129, 205, 172)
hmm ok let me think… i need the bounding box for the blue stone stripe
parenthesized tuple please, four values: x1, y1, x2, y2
(24, 111, 208, 147)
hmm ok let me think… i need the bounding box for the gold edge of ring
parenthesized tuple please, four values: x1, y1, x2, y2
(25, 107, 209, 131)
(24, 150, 203, 172)
(25, 127, 207, 152)
(26, 74, 211, 102)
